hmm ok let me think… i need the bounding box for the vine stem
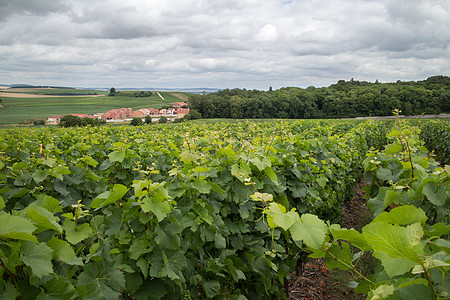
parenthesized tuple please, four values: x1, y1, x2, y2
(323, 246, 375, 286)
(421, 263, 438, 298)
(0, 257, 22, 297)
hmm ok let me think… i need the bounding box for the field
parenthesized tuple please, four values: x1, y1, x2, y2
(0, 88, 189, 125)
(0, 119, 448, 299)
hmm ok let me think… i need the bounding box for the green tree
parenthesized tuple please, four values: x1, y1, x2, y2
(81, 117, 100, 126)
(144, 115, 152, 124)
(158, 116, 168, 124)
(109, 87, 116, 96)
(59, 115, 82, 127)
(130, 117, 143, 126)
(184, 109, 202, 120)
(33, 119, 45, 125)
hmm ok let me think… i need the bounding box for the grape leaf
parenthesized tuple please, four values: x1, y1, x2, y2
(77, 261, 125, 300)
(36, 275, 76, 300)
(362, 222, 423, 263)
(47, 237, 80, 264)
(63, 220, 93, 245)
(26, 204, 62, 233)
(373, 205, 427, 226)
(0, 214, 38, 242)
(289, 214, 328, 249)
(20, 241, 54, 278)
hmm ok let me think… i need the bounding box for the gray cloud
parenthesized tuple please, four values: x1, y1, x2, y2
(0, 0, 448, 89)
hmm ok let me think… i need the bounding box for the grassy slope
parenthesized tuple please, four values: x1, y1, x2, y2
(2, 88, 106, 95)
(0, 91, 189, 125)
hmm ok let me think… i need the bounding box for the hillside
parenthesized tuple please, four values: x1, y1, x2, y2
(0, 88, 191, 125)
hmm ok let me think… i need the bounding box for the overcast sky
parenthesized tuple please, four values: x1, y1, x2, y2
(0, 0, 449, 89)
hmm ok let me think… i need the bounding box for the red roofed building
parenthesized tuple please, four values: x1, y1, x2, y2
(47, 115, 64, 125)
(102, 108, 132, 121)
(176, 107, 190, 118)
(171, 102, 187, 108)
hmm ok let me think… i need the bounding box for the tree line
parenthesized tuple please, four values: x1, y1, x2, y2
(188, 76, 450, 119)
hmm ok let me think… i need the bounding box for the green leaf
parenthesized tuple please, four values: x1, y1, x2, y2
(47, 237, 79, 264)
(289, 214, 328, 249)
(330, 225, 369, 251)
(250, 157, 266, 171)
(0, 214, 38, 242)
(367, 187, 388, 216)
(264, 166, 277, 182)
(265, 203, 299, 231)
(63, 220, 93, 245)
(32, 170, 48, 183)
(149, 249, 187, 281)
(325, 242, 352, 270)
(424, 223, 450, 238)
(387, 282, 434, 300)
(215, 232, 226, 249)
(376, 168, 394, 181)
(0, 195, 4, 210)
(0, 282, 19, 300)
(155, 223, 181, 249)
(422, 181, 446, 206)
(180, 151, 197, 164)
(26, 204, 62, 233)
(362, 222, 423, 263)
(77, 261, 125, 300)
(132, 278, 171, 300)
(141, 195, 172, 222)
(90, 184, 128, 208)
(373, 205, 427, 226)
(317, 174, 329, 188)
(385, 143, 403, 154)
(370, 284, 395, 299)
(42, 158, 56, 167)
(39, 195, 63, 214)
(372, 251, 418, 277)
(36, 275, 76, 300)
(20, 241, 54, 278)
(191, 179, 212, 194)
(203, 280, 221, 298)
(129, 238, 152, 260)
(108, 151, 125, 163)
(82, 156, 99, 167)
(231, 164, 247, 182)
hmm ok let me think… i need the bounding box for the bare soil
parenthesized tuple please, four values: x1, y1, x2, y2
(287, 180, 371, 300)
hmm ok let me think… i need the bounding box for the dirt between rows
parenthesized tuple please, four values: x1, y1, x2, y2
(287, 180, 370, 300)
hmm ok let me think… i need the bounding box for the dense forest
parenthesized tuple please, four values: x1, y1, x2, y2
(189, 76, 450, 119)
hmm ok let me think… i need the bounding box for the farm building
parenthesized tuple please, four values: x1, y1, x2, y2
(102, 108, 132, 121)
(171, 102, 188, 108)
(176, 107, 190, 118)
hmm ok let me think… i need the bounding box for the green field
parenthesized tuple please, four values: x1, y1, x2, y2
(0, 89, 189, 125)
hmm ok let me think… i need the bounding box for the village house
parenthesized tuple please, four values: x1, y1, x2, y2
(47, 115, 64, 125)
(176, 107, 190, 118)
(102, 108, 132, 121)
(171, 102, 188, 108)
(48, 104, 189, 124)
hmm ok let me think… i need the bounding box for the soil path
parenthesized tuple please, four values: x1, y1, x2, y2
(287, 180, 370, 300)
(156, 92, 165, 100)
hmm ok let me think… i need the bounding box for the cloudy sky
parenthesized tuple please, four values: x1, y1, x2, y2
(0, 0, 449, 89)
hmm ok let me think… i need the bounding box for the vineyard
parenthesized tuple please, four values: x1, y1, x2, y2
(0, 118, 448, 299)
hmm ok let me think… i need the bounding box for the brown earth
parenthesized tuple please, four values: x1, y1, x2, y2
(169, 92, 190, 101)
(287, 180, 371, 300)
(0, 90, 104, 98)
